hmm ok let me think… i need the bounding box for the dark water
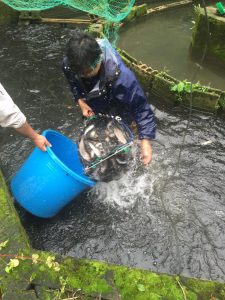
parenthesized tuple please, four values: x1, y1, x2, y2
(118, 5, 225, 91)
(0, 22, 225, 283)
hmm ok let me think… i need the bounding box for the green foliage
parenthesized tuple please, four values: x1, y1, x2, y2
(54, 276, 69, 299)
(5, 258, 20, 273)
(137, 283, 145, 292)
(0, 240, 8, 251)
(29, 272, 37, 282)
(46, 255, 61, 272)
(170, 80, 209, 101)
(216, 94, 225, 109)
(31, 253, 39, 264)
(194, 4, 201, 16)
(2, 252, 60, 276)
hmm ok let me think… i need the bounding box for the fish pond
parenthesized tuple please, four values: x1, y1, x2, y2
(0, 9, 225, 283)
(118, 4, 225, 91)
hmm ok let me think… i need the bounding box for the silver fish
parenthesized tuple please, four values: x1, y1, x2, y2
(115, 157, 127, 165)
(78, 136, 91, 162)
(113, 127, 127, 144)
(88, 142, 101, 157)
(84, 124, 95, 135)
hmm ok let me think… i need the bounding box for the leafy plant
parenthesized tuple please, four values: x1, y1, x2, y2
(216, 94, 225, 110)
(5, 258, 20, 273)
(170, 80, 210, 101)
(0, 251, 83, 299)
(0, 251, 60, 274)
(137, 283, 146, 292)
(32, 253, 39, 264)
(46, 256, 60, 272)
(0, 240, 8, 251)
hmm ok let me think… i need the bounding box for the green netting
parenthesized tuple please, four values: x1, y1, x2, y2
(2, 0, 135, 22)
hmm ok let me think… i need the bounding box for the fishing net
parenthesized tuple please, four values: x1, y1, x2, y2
(2, 0, 135, 22)
(78, 114, 134, 182)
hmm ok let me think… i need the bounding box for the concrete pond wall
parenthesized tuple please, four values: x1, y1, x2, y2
(191, 6, 225, 69)
(118, 47, 225, 112)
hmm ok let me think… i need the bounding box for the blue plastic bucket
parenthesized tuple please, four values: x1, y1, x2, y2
(10, 130, 96, 218)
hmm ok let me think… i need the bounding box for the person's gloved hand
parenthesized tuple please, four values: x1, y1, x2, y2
(32, 134, 51, 152)
(78, 99, 95, 118)
(140, 139, 152, 165)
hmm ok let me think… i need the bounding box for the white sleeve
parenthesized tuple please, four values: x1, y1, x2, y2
(0, 83, 26, 128)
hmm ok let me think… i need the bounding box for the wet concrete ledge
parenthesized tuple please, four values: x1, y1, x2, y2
(1, 170, 225, 299)
(123, 0, 192, 23)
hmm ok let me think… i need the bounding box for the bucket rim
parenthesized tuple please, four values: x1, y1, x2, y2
(42, 129, 95, 187)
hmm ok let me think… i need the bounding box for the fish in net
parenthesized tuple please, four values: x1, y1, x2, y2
(78, 114, 134, 182)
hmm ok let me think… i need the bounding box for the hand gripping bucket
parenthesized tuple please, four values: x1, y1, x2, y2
(10, 130, 96, 218)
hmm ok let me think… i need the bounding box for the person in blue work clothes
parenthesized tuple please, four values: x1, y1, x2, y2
(62, 29, 156, 165)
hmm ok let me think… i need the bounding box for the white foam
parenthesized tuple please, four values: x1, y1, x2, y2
(89, 153, 156, 209)
(88, 143, 166, 211)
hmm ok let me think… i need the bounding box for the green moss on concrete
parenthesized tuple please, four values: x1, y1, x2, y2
(3, 290, 38, 300)
(118, 48, 154, 91)
(191, 6, 225, 67)
(191, 5, 202, 50)
(218, 92, 225, 110)
(124, 4, 147, 22)
(183, 90, 219, 111)
(135, 4, 148, 17)
(0, 1, 19, 25)
(150, 71, 224, 111)
(0, 171, 30, 255)
(124, 6, 136, 22)
(29, 253, 225, 299)
(151, 72, 179, 106)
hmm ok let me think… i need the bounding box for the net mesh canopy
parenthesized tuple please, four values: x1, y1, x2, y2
(2, 0, 135, 22)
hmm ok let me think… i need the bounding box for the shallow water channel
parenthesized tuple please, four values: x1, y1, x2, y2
(0, 20, 225, 283)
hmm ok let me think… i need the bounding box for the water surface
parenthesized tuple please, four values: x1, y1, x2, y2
(0, 23, 225, 283)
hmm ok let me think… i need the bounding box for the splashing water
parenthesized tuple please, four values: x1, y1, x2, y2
(90, 169, 153, 208)
(89, 142, 164, 209)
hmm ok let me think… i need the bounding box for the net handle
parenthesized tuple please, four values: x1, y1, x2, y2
(84, 141, 133, 171)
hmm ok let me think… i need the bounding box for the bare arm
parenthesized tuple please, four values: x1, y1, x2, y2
(15, 122, 51, 152)
(77, 99, 95, 118)
(0, 83, 50, 151)
(140, 139, 152, 165)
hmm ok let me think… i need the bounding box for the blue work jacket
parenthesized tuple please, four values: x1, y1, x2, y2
(62, 38, 156, 140)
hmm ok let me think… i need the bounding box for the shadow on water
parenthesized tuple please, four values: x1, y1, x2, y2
(0, 18, 225, 282)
